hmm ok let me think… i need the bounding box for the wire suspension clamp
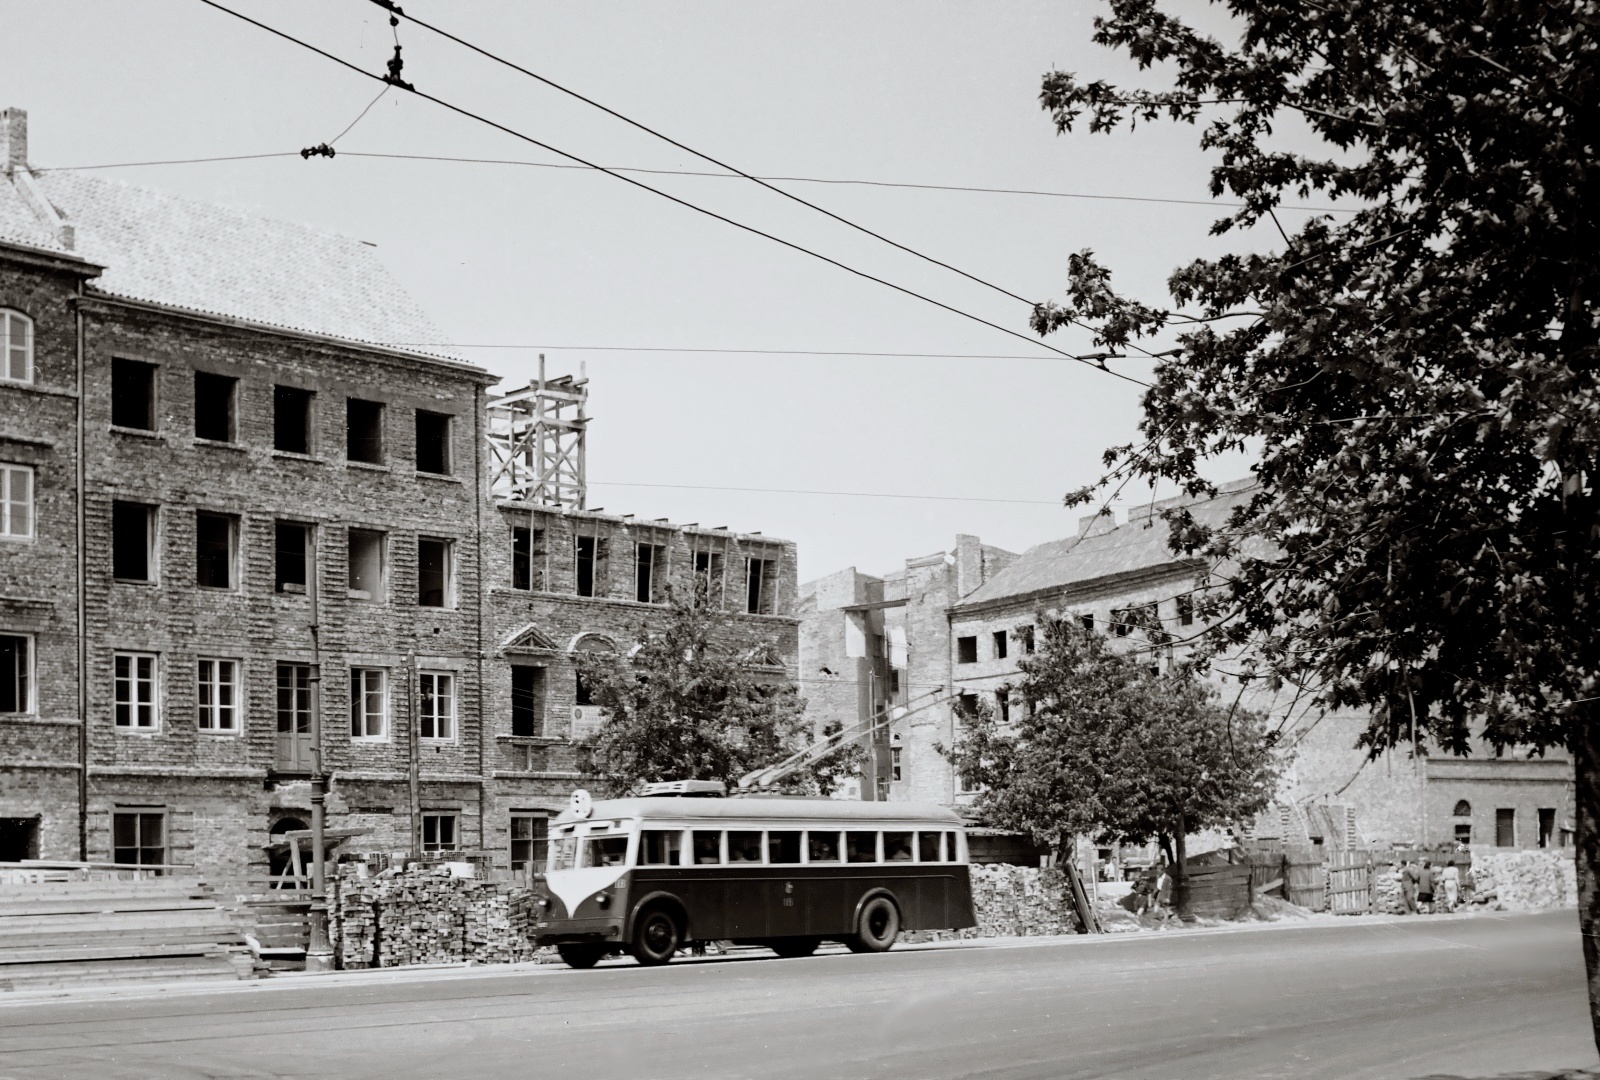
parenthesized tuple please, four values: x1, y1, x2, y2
(300, 143, 335, 159)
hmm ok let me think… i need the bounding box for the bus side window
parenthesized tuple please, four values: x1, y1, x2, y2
(641, 829, 682, 866)
(692, 830, 723, 865)
(917, 831, 942, 863)
(728, 830, 763, 863)
(767, 830, 801, 864)
(807, 831, 841, 863)
(884, 831, 914, 861)
(946, 831, 960, 862)
(551, 835, 578, 872)
(846, 831, 878, 864)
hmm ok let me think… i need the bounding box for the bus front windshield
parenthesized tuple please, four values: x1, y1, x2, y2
(583, 835, 629, 868)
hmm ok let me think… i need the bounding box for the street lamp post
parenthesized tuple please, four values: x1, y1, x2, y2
(305, 526, 333, 972)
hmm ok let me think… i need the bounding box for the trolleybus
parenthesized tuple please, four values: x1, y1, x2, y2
(532, 791, 975, 968)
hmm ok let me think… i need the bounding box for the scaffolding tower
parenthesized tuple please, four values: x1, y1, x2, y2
(486, 355, 588, 508)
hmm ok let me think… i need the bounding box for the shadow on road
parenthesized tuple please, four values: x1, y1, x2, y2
(1413, 1071, 1600, 1080)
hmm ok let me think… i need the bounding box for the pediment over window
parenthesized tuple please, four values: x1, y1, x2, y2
(503, 622, 560, 652)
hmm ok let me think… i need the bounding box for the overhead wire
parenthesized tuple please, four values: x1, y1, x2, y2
(193, 0, 1149, 386)
(587, 480, 1064, 506)
(33, 148, 1353, 214)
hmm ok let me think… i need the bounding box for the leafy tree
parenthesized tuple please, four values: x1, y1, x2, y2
(573, 585, 849, 796)
(1029, 1, 1600, 1040)
(947, 618, 1279, 911)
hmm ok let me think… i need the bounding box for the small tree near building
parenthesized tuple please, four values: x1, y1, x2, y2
(946, 618, 1279, 911)
(573, 585, 850, 796)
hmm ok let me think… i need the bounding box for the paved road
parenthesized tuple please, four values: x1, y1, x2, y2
(1, 912, 1595, 1080)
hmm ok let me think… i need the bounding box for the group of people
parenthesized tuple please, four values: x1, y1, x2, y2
(1126, 859, 1175, 919)
(1399, 857, 1462, 913)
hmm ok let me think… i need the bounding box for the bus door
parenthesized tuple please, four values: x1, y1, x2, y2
(762, 829, 807, 938)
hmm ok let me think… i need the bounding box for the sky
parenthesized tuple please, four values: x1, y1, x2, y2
(2, 1, 1291, 582)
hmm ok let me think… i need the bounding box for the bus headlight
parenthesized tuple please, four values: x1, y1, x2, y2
(595, 891, 612, 909)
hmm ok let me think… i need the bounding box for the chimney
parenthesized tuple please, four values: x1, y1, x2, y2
(1077, 508, 1116, 538)
(1, 108, 26, 175)
(953, 534, 984, 598)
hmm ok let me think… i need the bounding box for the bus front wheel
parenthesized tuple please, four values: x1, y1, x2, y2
(557, 943, 607, 969)
(848, 896, 900, 953)
(631, 907, 681, 966)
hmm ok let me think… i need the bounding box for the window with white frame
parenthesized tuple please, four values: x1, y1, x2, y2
(1, 464, 32, 539)
(422, 812, 457, 854)
(1, 310, 32, 384)
(419, 671, 455, 740)
(350, 668, 387, 739)
(114, 653, 159, 730)
(0, 634, 31, 714)
(195, 658, 238, 732)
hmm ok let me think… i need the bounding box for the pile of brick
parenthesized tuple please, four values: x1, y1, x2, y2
(1468, 851, 1577, 910)
(905, 864, 1082, 942)
(331, 865, 539, 969)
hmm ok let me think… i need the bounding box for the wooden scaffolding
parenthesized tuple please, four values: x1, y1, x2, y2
(486, 355, 588, 508)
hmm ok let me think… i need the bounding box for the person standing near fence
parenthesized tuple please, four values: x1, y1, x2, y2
(1417, 860, 1436, 914)
(1440, 859, 1461, 912)
(1400, 858, 1420, 914)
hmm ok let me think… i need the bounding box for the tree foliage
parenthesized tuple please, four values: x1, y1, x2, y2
(946, 619, 1279, 856)
(572, 586, 848, 796)
(1031, 0, 1599, 1040)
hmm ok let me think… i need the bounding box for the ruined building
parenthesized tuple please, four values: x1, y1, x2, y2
(0, 108, 797, 881)
(800, 481, 1574, 851)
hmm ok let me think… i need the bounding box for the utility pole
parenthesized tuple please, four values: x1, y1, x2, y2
(305, 526, 333, 972)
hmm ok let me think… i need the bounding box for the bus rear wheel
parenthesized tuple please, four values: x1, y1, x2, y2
(557, 943, 607, 969)
(848, 896, 900, 953)
(631, 907, 681, 966)
(771, 937, 821, 959)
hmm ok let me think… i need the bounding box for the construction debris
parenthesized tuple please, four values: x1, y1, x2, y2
(1468, 851, 1577, 910)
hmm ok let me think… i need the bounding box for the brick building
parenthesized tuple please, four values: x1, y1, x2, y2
(800, 480, 1574, 851)
(0, 108, 798, 883)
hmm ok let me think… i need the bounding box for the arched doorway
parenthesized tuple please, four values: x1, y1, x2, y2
(268, 816, 309, 884)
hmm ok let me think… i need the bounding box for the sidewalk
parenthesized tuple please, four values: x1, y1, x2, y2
(0, 906, 1558, 1010)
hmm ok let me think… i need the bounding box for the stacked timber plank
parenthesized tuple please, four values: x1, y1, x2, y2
(0, 878, 252, 990)
(332, 865, 538, 969)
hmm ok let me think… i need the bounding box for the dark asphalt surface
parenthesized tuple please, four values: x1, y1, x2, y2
(0, 911, 1594, 1080)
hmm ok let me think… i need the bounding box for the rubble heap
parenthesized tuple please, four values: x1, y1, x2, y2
(331, 865, 539, 969)
(1469, 851, 1577, 910)
(905, 864, 1083, 942)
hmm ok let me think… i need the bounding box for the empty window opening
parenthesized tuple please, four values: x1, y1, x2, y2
(996, 688, 1011, 726)
(1, 310, 32, 384)
(747, 557, 778, 614)
(636, 542, 666, 603)
(346, 398, 384, 464)
(693, 547, 725, 606)
(1080, 613, 1095, 632)
(1495, 808, 1516, 847)
(993, 630, 1008, 660)
(1453, 800, 1472, 817)
(956, 636, 977, 665)
(274, 386, 313, 454)
(275, 522, 309, 593)
(113, 811, 165, 869)
(1454, 822, 1472, 845)
(421, 813, 457, 854)
(510, 814, 548, 873)
(114, 653, 159, 730)
(193, 372, 236, 442)
(1018, 625, 1034, 654)
(195, 658, 238, 732)
(1, 463, 32, 538)
(891, 745, 903, 783)
(575, 535, 596, 597)
(574, 671, 593, 708)
(419, 671, 455, 740)
(418, 537, 452, 607)
(415, 410, 451, 474)
(511, 665, 545, 737)
(347, 529, 384, 600)
(1538, 808, 1556, 848)
(512, 525, 546, 591)
(0, 635, 31, 714)
(194, 512, 236, 589)
(111, 359, 156, 430)
(350, 667, 386, 738)
(112, 501, 156, 582)
(1176, 594, 1195, 626)
(0, 817, 39, 862)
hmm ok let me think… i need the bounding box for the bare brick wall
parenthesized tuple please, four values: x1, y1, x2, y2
(0, 249, 93, 859)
